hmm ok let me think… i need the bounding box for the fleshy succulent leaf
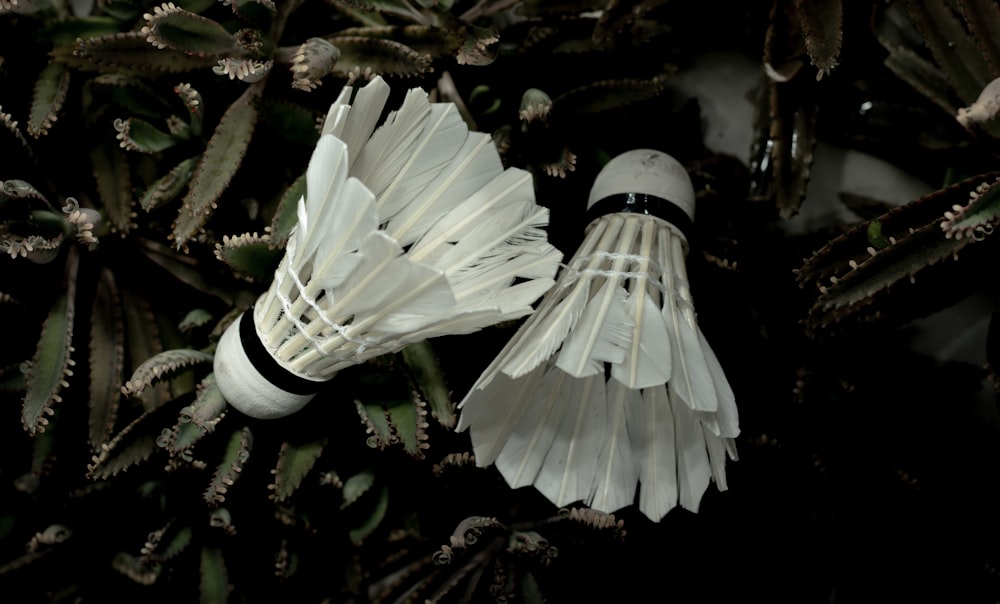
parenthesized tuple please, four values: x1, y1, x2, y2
(140, 155, 201, 211)
(902, 0, 993, 104)
(204, 426, 253, 506)
(90, 140, 135, 234)
(88, 268, 125, 450)
(28, 62, 70, 138)
(59, 32, 219, 74)
(328, 36, 433, 79)
(114, 117, 180, 153)
(270, 438, 328, 503)
(793, 0, 842, 79)
(348, 484, 389, 545)
(121, 348, 214, 398)
(798, 172, 1000, 330)
(141, 3, 239, 56)
(171, 84, 261, 252)
(401, 340, 454, 428)
(266, 172, 306, 248)
(22, 248, 77, 434)
(87, 399, 179, 479)
(199, 546, 230, 604)
(213, 232, 282, 282)
(340, 469, 375, 509)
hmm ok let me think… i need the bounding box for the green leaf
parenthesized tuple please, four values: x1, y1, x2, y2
(87, 399, 180, 479)
(115, 117, 179, 153)
(199, 546, 229, 604)
(39, 16, 122, 45)
(88, 268, 125, 450)
(140, 155, 201, 211)
(90, 140, 134, 234)
(23, 248, 78, 434)
(122, 348, 214, 398)
(401, 341, 454, 428)
(903, 0, 993, 104)
(385, 394, 428, 457)
(867, 219, 891, 250)
(172, 85, 261, 252)
(120, 288, 172, 411)
(348, 485, 388, 545)
(205, 426, 253, 506)
(340, 469, 375, 509)
(329, 36, 433, 79)
(267, 172, 306, 248)
(214, 233, 283, 282)
(257, 100, 321, 147)
(58, 32, 219, 74)
(794, 0, 842, 79)
(271, 438, 328, 502)
(28, 62, 70, 138)
(142, 4, 238, 56)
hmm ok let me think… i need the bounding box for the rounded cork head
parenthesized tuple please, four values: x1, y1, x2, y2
(587, 149, 696, 221)
(213, 312, 323, 420)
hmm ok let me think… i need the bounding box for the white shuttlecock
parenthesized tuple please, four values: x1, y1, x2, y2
(213, 76, 563, 419)
(456, 149, 739, 522)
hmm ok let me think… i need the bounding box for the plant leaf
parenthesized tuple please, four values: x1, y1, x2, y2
(114, 117, 179, 153)
(340, 469, 375, 509)
(28, 62, 70, 138)
(140, 155, 201, 211)
(401, 340, 454, 428)
(271, 438, 328, 503)
(214, 232, 282, 282)
(793, 0, 842, 79)
(348, 485, 388, 545)
(23, 247, 78, 434)
(88, 268, 125, 450)
(328, 36, 433, 79)
(58, 32, 219, 74)
(172, 84, 261, 252)
(90, 139, 134, 234)
(87, 398, 179, 479)
(798, 172, 1000, 330)
(199, 546, 229, 604)
(141, 3, 238, 56)
(122, 348, 214, 398)
(204, 426, 253, 506)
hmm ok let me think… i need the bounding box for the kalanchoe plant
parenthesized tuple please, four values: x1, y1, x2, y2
(3, 0, 1000, 602)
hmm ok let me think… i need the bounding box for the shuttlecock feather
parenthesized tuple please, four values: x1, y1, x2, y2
(213, 76, 562, 420)
(457, 149, 739, 522)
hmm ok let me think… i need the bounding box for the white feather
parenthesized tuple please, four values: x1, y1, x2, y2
(627, 384, 677, 522)
(463, 365, 547, 465)
(588, 378, 639, 514)
(335, 77, 390, 162)
(351, 87, 431, 197)
(497, 217, 618, 378)
(611, 291, 673, 388)
(534, 373, 606, 507)
(697, 330, 740, 439)
(375, 103, 469, 220)
(320, 84, 354, 138)
(494, 367, 573, 487)
(384, 132, 503, 247)
(556, 282, 633, 377)
(673, 396, 713, 512)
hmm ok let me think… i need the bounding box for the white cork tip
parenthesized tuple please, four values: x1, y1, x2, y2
(213, 316, 321, 420)
(587, 149, 696, 221)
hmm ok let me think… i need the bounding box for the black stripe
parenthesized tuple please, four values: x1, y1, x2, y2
(586, 193, 693, 240)
(239, 309, 323, 395)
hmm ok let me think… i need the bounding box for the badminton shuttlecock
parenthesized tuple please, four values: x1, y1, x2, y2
(456, 149, 739, 521)
(213, 76, 563, 419)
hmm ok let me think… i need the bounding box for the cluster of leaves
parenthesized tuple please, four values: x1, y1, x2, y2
(2, 0, 1000, 602)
